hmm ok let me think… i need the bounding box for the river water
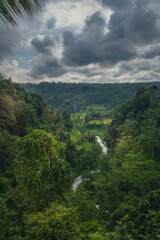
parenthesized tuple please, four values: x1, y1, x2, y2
(95, 136, 107, 155)
(72, 136, 107, 191)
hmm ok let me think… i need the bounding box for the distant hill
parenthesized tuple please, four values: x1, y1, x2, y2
(21, 82, 160, 112)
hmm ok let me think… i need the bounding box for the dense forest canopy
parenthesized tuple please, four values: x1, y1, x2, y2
(0, 76, 160, 239)
(21, 82, 160, 112)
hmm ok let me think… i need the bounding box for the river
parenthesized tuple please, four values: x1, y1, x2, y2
(95, 136, 107, 155)
(72, 136, 107, 191)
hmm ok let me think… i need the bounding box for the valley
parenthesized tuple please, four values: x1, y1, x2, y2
(0, 77, 160, 240)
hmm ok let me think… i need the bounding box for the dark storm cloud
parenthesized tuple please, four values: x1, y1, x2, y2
(126, 8, 159, 45)
(62, 0, 160, 68)
(107, 4, 159, 45)
(30, 56, 66, 78)
(0, 26, 20, 62)
(30, 36, 65, 78)
(31, 36, 54, 55)
(120, 59, 152, 74)
(102, 0, 132, 10)
(141, 46, 160, 59)
(62, 11, 136, 66)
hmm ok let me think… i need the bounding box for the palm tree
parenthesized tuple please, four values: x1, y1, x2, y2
(0, 0, 45, 25)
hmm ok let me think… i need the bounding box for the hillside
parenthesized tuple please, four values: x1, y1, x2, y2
(21, 82, 160, 112)
(0, 77, 160, 239)
(83, 86, 160, 239)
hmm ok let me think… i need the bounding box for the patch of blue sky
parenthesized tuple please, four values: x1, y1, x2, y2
(47, 18, 56, 30)
(14, 47, 33, 69)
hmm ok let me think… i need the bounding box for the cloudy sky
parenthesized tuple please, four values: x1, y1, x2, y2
(1, 0, 160, 83)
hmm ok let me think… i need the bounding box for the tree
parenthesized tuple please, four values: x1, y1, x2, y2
(14, 130, 72, 210)
(0, 198, 9, 240)
(0, 0, 45, 25)
(0, 129, 18, 174)
(25, 202, 82, 240)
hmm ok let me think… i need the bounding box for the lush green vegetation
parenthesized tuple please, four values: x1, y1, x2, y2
(81, 86, 160, 239)
(0, 77, 103, 239)
(21, 81, 160, 113)
(1, 76, 160, 239)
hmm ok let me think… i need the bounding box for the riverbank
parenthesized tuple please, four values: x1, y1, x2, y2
(72, 136, 107, 190)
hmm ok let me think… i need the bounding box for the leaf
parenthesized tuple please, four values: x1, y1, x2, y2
(0, 0, 45, 25)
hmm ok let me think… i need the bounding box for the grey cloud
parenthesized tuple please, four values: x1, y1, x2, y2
(0, 26, 20, 62)
(47, 0, 80, 4)
(120, 63, 133, 72)
(137, 64, 152, 72)
(120, 59, 152, 73)
(150, 72, 160, 78)
(62, 11, 136, 67)
(84, 11, 106, 34)
(154, 65, 160, 73)
(106, 1, 160, 45)
(30, 35, 65, 78)
(97, 40, 136, 64)
(71, 67, 102, 78)
(126, 8, 159, 45)
(141, 46, 160, 59)
(31, 36, 54, 55)
(62, 0, 160, 68)
(62, 12, 105, 66)
(30, 56, 66, 78)
(102, 0, 151, 10)
(102, 0, 132, 10)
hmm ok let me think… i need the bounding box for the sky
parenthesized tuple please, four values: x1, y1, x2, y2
(1, 0, 160, 83)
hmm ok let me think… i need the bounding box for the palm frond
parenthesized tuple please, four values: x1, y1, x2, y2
(0, 0, 45, 25)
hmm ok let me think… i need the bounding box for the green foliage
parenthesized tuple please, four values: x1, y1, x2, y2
(115, 211, 160, 240)
(25, 202, 82, 240)
(14, 130, 72, 210)
(88, 87, 160, 238)
(0, 177, 11, 195)
(21, 82, 160, 113)
(88, 232, 105, 240)
(105, 232, 123, 240)
(65, 140, 78, 168)
(13, 100, 37, 136)
(76, 143, 101, 174)
(0, 78, 41, 136)
(1, 78, 160, 240)
(0, 198, 8, 240)
(0, 128, 18, 175)
(68, 191, 100, 223)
